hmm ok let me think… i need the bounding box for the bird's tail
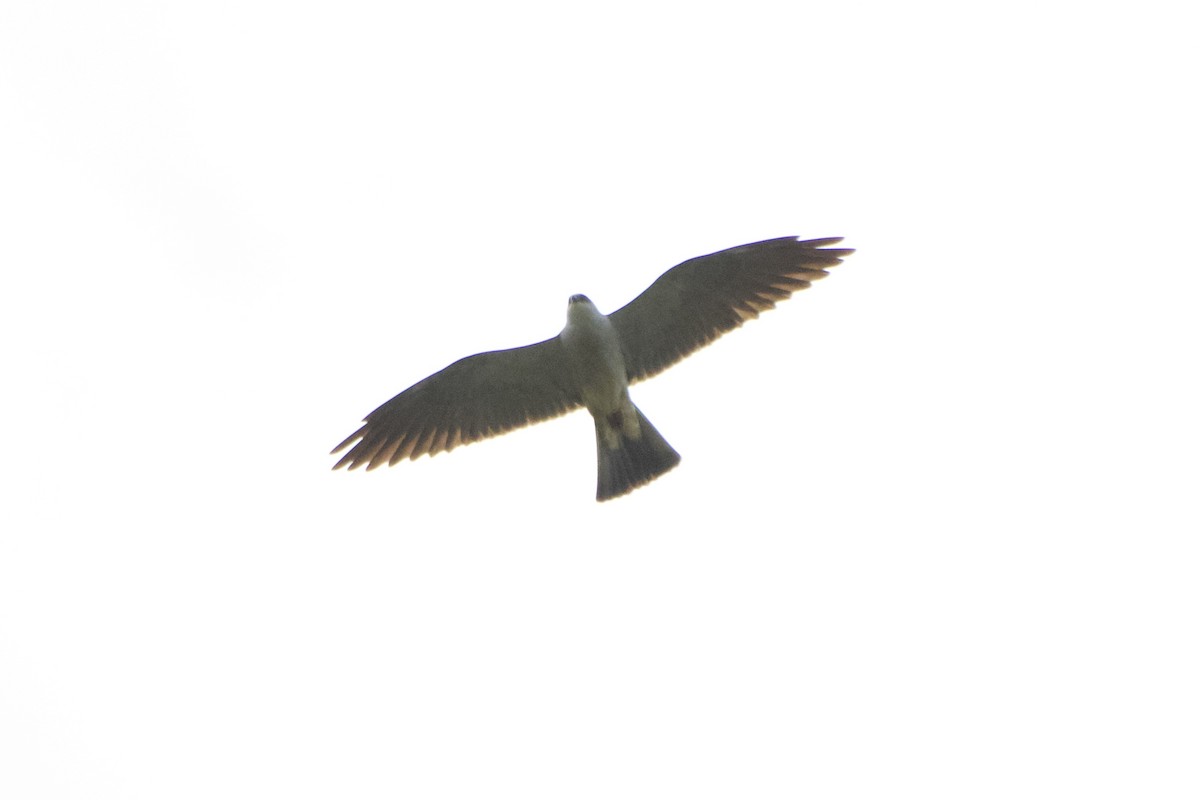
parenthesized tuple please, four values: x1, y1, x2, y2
(594, 404, 681, 502)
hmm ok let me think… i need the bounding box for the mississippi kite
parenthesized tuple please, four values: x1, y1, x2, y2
(332, 236, 853, 500)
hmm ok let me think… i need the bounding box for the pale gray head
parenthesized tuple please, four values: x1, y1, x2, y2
(565, 293, 603, 327)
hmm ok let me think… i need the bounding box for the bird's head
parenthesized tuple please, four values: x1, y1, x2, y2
(566, 293, 603, 326)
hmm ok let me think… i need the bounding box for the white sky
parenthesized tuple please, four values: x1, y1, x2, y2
(2, 1, 1197, 798)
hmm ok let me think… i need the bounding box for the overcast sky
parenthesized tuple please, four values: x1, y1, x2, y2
(2, 1, 1197, 798)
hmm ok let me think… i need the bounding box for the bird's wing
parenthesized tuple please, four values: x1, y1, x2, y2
(609, 237, 853, 383)
(331, 336, 583, 470)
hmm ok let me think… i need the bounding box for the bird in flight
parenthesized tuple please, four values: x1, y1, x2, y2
(332, 236, 853, 501)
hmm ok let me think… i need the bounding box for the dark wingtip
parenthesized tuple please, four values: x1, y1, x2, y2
(796, 236, 854, 256)
(798, 236, 844, 246)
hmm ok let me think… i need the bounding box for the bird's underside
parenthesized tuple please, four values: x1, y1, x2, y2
(332, 235, 854, 500)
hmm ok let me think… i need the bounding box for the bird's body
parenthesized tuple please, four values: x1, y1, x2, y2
(561, 295, 681, 499)
(561, 295, 627, 420)
(332, 236, 853, 501)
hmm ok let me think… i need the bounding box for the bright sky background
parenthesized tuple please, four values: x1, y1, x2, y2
(2, 1, 1197, 798)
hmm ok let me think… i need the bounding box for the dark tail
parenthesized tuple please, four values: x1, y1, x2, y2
(595, 405, 681, 502)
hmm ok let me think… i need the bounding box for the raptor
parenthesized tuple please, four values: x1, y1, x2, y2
(332, 236, 853, 500)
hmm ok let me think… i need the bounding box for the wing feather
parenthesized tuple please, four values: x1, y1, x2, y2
(332, 336, 582, 470)
(609, 237, 853, 383)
